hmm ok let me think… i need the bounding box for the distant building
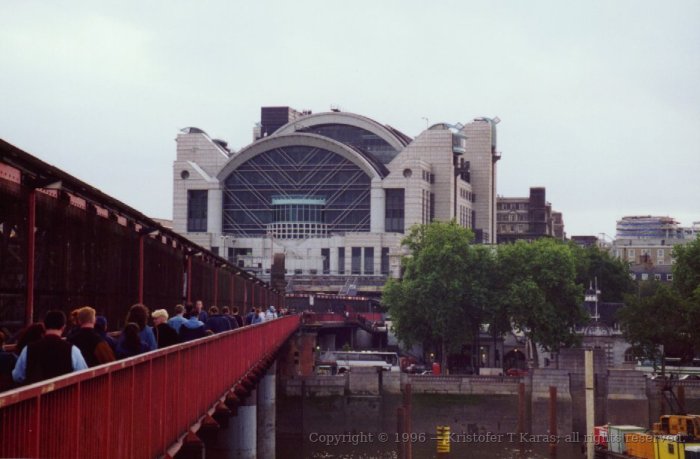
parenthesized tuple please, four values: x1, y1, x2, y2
(173, 106, 501, 295)
(570, 235, 600, 248)
(611, 216, 699, 282)
(496, 187, 565, 243)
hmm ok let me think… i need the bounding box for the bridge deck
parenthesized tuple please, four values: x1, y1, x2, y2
(0, 316, 299, 459)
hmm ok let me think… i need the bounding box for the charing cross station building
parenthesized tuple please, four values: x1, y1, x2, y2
(173, 106, 500, 295)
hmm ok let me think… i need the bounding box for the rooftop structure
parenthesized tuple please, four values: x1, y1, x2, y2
(615, 216, 683, 240)
(496, 187, 564, 243)
(173, 106, 501, 294)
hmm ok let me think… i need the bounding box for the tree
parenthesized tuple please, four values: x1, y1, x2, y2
(673, 236, 700, 298)
(570, 243, 635, 302)
(618, 281, 694, 366)
(495, 239, 585, 366)
(383, 221, 494, 373)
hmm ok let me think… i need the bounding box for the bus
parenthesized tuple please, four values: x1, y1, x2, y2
(317, 351, 400, 373)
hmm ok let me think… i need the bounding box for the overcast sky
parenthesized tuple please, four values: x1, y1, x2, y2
(2, 1, 698, 238)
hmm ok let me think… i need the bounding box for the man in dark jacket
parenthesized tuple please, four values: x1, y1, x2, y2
(13, 310, 88, 385)
(151, 309, 180, 348)
(220, 306, 239, 330)
(231, 306, 244, 328)
(205, 306, 232, 333)
(68, 306, 116, 367)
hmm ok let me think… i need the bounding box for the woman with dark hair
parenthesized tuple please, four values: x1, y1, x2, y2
(124, 304, 157, 351)
(15, 323, 45, 355)
(115, 323, 147, 359)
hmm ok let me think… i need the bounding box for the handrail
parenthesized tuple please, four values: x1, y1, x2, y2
(0, 315, 300, 459)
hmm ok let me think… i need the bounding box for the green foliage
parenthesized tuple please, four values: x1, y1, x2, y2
(673, 236, 700, 298)
(384, 221, 489, 353)
(495, 239, 585, 353)
(385, 223, 585, 362)
(619, 281, 694, 362)
(613, 237, 700, 362)
(570, 243, 635, 302)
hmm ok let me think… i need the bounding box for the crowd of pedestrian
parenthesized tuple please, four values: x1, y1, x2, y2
(0, 301, 286, 391)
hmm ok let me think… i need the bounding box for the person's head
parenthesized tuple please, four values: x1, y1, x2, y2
(77, 306, 97, 328)
(184, 304, 196, 319)
(44, 310, 67, 332)
(232, 306, 239, 315)
(122, 322, 141, 352)
(174, 304, 185, 316)
(209, 306, 219, 316)
(0, 331, 5, 348)
(126, 304, 149, 330)
(152, 309, 169, 326)
(95, 316, 108, 333)
(255, 307, 261, 314)
(221, 306, 230, 315)
(16, 323, 45, 351)
(195, 300, 203, 312)
(69, 309, 80, 326)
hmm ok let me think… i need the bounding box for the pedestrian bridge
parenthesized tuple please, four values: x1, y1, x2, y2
(0, 316, 300, 458)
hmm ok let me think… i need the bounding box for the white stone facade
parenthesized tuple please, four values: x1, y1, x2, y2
(172, 110, 499, 292)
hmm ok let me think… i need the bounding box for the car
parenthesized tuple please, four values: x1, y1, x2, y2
(505, 368, 528, 377)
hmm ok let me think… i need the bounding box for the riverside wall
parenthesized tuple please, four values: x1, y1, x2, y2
(281, 368, 700, 435)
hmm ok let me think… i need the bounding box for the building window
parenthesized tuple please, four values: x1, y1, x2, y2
(628, 249, 635, 260)
(187, 190, 208, 232)
(385, 189, 405, 233)
(657, 249, 665, 257)
(641, 273, 648, 280)
(351, 247, 362, 274)
(321, 248, 330, 274)
(654, 274, 662, 280)
(430, 193, 435, 222)
(667, 274, 673, 281)
(364, 247, 374, 275)
(338, 247, 345, 275)
(381, 247, 390, 275)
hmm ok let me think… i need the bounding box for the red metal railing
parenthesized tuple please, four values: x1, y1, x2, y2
(0, 315, 300, 459)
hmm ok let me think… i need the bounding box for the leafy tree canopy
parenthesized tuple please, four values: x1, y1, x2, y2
(619, 281, 694, 362)
(495, 239, 585, 355)
(384, 221, 494, 355)
(571, 243, 635, 302)
(673, 236, 700, 298)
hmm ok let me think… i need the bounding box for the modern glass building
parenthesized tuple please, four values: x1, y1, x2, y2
(173, 107, 500, 295)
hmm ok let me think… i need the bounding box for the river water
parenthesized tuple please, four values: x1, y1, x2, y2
(276, 394, 584, 459)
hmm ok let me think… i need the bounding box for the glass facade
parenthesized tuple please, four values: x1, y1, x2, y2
(321, 248, 330, 274)
(385, 188, 405, 233)
(381, 247, 390, 275)
(300, 124, 400, 164)
(351, 247, 361, 274)
(222, 145, 371, 237)
(364, 247, 374, 275)
(187, 190, 208, 232)
(338, 247, 345, 274)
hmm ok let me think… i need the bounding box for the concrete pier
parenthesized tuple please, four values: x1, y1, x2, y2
(257, 363, 276, 459)
(233, 389, 257, 458)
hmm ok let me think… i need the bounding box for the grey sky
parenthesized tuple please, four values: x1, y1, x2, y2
(2, 1, 698, 238)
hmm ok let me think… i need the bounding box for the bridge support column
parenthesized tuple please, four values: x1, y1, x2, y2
(233, 389, 257, 458)
(257, 362, 276, 459)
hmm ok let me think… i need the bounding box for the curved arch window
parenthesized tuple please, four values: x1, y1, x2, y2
(223, 145, 371, 237)
(299, 124, 399, 164)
